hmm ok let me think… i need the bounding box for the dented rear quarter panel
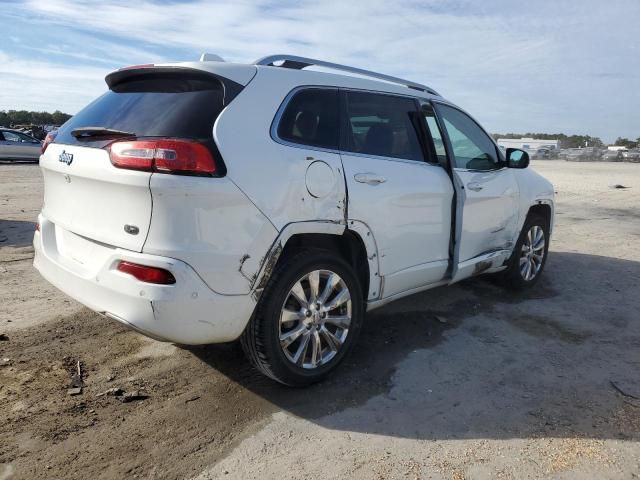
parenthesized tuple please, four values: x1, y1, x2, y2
(143, 174, 278, 295)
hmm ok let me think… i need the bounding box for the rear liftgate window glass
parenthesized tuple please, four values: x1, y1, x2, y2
(54, 72, 226, 147)
(343, 91, 424, 162)
(277, 89, 340, 150)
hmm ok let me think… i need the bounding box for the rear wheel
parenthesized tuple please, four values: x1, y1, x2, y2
(241, 249, 364, 386)
(502, 213, 550, 290)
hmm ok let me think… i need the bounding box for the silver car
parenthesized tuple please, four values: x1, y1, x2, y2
(0, 129, 42, 161)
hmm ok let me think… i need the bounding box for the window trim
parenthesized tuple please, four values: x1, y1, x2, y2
(432, 100, 506, 172)
(271, 85, 440, 167)
(417, 101, 450, 169)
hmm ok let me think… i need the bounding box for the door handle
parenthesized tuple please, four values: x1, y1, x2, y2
(354, 173, 386, 185)
(466, 182, 483, 192)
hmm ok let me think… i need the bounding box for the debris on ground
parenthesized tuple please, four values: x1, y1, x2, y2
(69, 360, 83, 388)
(0, 333, 9, 341)
(96, 387, 125, 397)
(610, 184, 629, 189)
(120, 390, 149, 403)
(434, 315, 448, 324)
(67, 387, 82, 396)
(1, 357, 12, 366)
(185, 395, 201, 404)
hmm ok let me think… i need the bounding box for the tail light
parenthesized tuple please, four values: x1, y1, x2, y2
(35, 222, 40, 232)
(107, 139, 216, 175)
(42, 131, 57, 153)
(116, 261, 176, 285)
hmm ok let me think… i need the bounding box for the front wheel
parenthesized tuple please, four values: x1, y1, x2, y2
(241, 249, 364, 386)
(502, 213, 550, 290)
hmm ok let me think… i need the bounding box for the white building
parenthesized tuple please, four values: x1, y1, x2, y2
(497, 138, 559, 151)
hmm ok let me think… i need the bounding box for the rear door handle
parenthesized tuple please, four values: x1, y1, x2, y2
(466, 182, 483, 192)
(354, 173, 386, 185)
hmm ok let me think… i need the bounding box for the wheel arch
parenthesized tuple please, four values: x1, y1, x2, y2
(251, 221, 381, 303)
(527, 200, 553, 233)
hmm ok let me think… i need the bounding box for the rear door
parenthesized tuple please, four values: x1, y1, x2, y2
(41, 69, 231, 252)
(433, 103, 520, 282)
(340, 90, 453, 298)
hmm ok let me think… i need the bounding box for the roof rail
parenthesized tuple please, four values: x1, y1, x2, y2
(254, 54, 439, 96)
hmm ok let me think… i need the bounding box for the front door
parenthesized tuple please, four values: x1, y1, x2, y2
(340, 90, 453, 299)
(432, 103, 520, 282)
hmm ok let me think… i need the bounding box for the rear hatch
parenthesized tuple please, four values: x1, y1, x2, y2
(41, 67, 237, 252)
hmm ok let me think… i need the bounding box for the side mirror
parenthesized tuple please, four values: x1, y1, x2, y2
(506, 148, 530, 169)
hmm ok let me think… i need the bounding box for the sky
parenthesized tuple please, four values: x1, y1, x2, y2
(0, 0, 638, 143)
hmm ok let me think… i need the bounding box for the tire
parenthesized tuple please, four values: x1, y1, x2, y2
(501, 213, 550, 290)
(241, 248, 364, 387)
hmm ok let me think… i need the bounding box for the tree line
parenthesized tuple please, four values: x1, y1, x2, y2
(491, 132, 606, 149)
(492, 132, 640, 149)
(613, 137, 640, 149)
(0, 110, 72, 128)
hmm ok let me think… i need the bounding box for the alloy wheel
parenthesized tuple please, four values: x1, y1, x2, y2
(279, 269, 352, 369)
(520, 225, 545, 281)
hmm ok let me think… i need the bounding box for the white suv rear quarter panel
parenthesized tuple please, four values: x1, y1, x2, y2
(214, 69, 347, 230)
(143, 174, 278, 295)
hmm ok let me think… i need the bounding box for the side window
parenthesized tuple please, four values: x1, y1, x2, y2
(435, 104, 501, 170)
(3, 131, 21, 142)
(277, 88, 339, 150)
(343, 91, 424, 162)
(421, 104, 448, 167)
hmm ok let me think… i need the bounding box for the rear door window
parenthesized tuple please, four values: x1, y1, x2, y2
(342, 91, 424, 162)
(54, 72, 226, 147)
(276, 88, 340, 150)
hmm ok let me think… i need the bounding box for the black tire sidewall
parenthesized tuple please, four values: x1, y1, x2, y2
(257, 250, 364, 386)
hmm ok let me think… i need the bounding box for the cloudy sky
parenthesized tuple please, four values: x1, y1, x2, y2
(1, 0, 638, 142)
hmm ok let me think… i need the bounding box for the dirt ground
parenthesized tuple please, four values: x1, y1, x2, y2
(1, 161, 639, 480)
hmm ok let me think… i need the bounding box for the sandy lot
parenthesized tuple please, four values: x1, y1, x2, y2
(1, 161, 639, 479)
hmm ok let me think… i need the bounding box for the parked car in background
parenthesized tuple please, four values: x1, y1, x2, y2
(565, 147, 601, 162)
(625, 150, 640, 162)
(602, 150, 624, 162)
(532, 148, 557, 159)
(34, 54, 555, 386)
(0, 128, 42, 161)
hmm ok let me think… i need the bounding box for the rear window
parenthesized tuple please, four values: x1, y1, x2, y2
(55, 72, 226, 146)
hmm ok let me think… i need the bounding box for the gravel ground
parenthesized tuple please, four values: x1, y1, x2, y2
(1, 161, 639, 479)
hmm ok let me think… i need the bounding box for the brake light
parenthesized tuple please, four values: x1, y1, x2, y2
(107, 139, 216, 175)
(116, 261, 176, 285)
(42, 131, 57, 153)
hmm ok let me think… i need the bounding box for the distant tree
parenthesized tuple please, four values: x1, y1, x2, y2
(0, 109, 72, 127)
(614, 137, 637, 148)
(51, 110, 72, 125)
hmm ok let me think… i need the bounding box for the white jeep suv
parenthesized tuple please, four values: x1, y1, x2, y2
(34, 54, 554, 386)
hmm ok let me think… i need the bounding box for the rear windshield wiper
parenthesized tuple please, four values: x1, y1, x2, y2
(71, 127, 136, 139)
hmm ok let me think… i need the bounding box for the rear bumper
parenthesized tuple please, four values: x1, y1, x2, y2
(33, 215, 256, 345)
